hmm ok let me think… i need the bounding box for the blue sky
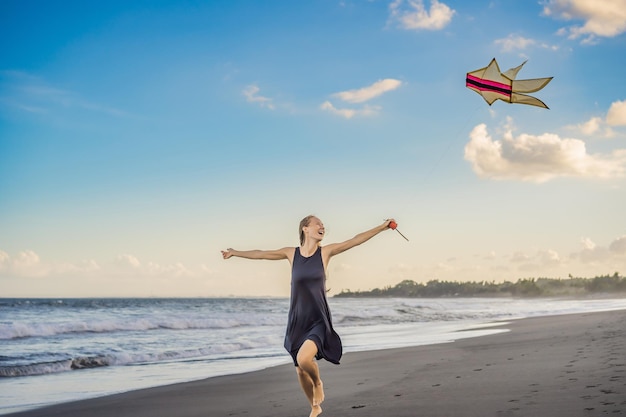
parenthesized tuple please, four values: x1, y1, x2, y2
(1, 0, 625, 297)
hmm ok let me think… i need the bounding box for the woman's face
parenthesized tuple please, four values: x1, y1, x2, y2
(304, 217, 325, 242)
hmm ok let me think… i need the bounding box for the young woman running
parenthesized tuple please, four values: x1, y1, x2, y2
(221, 215, 394, 417)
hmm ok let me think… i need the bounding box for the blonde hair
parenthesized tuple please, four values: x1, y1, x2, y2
(299, 215, 316, 245)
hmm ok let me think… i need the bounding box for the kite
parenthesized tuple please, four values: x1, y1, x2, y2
(466, 58, 553, 109)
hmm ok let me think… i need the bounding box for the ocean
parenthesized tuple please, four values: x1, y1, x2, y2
(2, 296, 626, 415)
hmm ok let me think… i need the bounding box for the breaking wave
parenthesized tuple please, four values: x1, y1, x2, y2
(0, 315, 284, 340)
(0, 341, 277, 378)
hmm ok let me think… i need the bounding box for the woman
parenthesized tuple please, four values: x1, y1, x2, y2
(221, 215, 395, 417)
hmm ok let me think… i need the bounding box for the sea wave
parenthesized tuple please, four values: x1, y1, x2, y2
(0, 315, 284, 340)
(0, 340, 278, 378)
(331, 301, 512, 325)
(0, 355, 123, 377)
(2, 302, 491, 340)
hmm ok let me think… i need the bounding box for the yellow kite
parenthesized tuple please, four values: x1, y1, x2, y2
(466, 58, 553, 109)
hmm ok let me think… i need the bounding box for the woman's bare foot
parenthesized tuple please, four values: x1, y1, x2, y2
(310, 405, 323, 417)
(312, 380, 324, 406)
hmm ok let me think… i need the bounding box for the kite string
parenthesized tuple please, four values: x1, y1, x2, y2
(420, 103, 483, 183)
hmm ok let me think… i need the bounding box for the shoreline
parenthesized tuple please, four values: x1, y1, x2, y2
(6, 309, 626, 417)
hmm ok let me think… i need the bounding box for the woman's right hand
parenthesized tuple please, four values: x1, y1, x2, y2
(384, 218, 396, 229)
(221, 248, 234, 259)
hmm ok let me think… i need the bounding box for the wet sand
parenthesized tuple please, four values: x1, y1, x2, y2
(8, 309, 626, 417)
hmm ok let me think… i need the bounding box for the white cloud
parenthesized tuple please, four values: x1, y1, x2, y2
(568, 99, 626, 137)
(464, 123, 626, 182)
(577, 116, 603, 135)
(12, 250, 43, 275)
(511, 251, 531, 263)
(117, 254, 141, 268)
(55, 259, 101, 274)
(538, 249, 562, 266)
(322, 79, 400, 119)
(242, 85, 275, 110)
(13, 250, 40, 267)
(320, 101, 380, 119)
(570, 116, 616, 138)
(494, 35, 536, 52)
(574, 237, 612, 263)
(609, 236, 626, 255)
(333, 79, 402, 103)
(115, 255, 195, 277)
(389, 0, 455, 31)
(581, 237, 596, 251)
(570, 235, 626, 264)
(0, 249, 106, 279)
(0, 250, 48, 277)
(321, 101, 356, 119)
(0, 249, 202, 282)
(0, 250, 9, 267)
(145, 261, 195, 277)
(0, 249, 251, 297)
(512, 249, 564, 271)
(607, 100, 626, 126)
(542, 0, 626, 44)
(494, 34, 559, 53)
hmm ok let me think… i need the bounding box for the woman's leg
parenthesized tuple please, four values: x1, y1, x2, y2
(296, 366, 322, 417)
(296, 340, 325, 414)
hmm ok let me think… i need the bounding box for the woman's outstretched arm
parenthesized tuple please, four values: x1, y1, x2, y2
(323, 219, 394, 259)
(221, 247, 293, 261)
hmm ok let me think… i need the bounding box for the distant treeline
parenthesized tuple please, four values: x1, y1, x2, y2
(334, 273, 626, 298)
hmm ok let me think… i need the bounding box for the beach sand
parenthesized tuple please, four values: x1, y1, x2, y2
(8, 309, 626, 417)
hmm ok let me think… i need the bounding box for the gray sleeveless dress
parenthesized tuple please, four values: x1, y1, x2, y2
(284, 246, 342, 366)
